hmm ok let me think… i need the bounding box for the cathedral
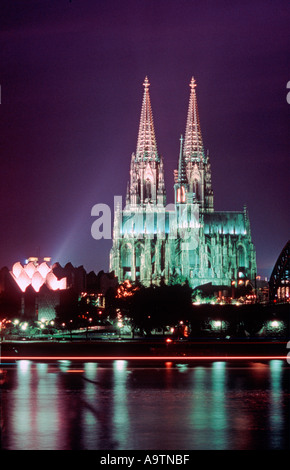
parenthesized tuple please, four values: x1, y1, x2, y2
(110, 77, 257, 291)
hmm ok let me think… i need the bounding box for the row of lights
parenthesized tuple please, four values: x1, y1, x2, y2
(211, 320, 281, 329)
(6, 318, 55, 331)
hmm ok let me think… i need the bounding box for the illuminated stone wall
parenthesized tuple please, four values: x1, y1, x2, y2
(110, 204, 256, 289)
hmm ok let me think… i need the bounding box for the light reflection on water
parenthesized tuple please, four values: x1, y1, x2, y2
(1, 360, 290, 450)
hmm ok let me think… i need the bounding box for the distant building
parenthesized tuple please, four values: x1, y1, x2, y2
(5, 258, 67, 321)
(110, 77, 257, 290)
(11, 257, 67, 293)
(0, 258, 118, 321)
(255, 276, 269, 303)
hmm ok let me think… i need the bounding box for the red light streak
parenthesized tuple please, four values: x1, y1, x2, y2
(0, 355, 287, 361)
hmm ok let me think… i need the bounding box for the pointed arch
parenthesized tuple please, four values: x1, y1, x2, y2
(121, 243, 133, 268)
(237, 244, 247, 268)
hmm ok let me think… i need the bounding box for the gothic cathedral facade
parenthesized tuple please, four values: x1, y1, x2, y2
(110, 77, 257, 290)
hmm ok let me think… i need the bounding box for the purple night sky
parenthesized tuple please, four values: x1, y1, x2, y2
(0, 0, 289, 279)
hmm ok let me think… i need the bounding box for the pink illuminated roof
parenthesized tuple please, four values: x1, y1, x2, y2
(24, 261, 36, 278)
(31, 271, 45, 292)
(11, 261, 67, 293)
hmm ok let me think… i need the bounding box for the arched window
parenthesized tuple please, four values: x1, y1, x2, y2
(121, 244, 132, 268)
(135, 244, 141, 267)
(207, 245, 211, 267)
(145, 179, 152, 200)
(177, 186, 186, 203)
(193, 179, 199, 200)
(189, 250, 199, 267)
(237, 245, 245, 268)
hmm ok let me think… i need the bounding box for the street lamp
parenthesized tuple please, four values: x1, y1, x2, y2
(118, 321, 123, 339)
(213, 320, 222, 336)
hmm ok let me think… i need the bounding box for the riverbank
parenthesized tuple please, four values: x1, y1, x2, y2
(1, 338, 289, 360)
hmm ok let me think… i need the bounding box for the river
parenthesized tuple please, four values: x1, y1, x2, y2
(1, 359, 290, 450)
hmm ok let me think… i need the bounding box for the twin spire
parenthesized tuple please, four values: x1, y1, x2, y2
(136, 76, 158, 161)
(132, 76, 211, 209)
(136, 76, 204, 164)
(183, 77, 205, 162)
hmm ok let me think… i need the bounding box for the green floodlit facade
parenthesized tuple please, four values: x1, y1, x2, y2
(110, 77, 257, 290)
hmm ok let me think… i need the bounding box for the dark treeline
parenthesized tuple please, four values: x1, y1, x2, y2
(114, 283, 290, 338)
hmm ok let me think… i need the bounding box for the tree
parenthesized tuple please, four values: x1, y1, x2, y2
(120, 283, 193, 336)
(55, 288, 79, 328)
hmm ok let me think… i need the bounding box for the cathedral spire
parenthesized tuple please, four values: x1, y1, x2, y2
(136, 77, 159, 161)
(129, 78, 165, 207)
(175, 135, 188, 204)
(184, 77, 205, 163)
(177, 135, 187, 185)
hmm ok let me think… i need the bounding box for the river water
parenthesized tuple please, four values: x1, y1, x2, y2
(1, 359, 290, 450)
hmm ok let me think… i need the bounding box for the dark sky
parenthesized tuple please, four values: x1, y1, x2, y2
(0, 0, 289, 279)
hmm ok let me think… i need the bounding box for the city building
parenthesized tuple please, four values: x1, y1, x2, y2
(0, 258, 118, 321)
(110, 77, 257, 291)
(7, 257, 68, 321)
